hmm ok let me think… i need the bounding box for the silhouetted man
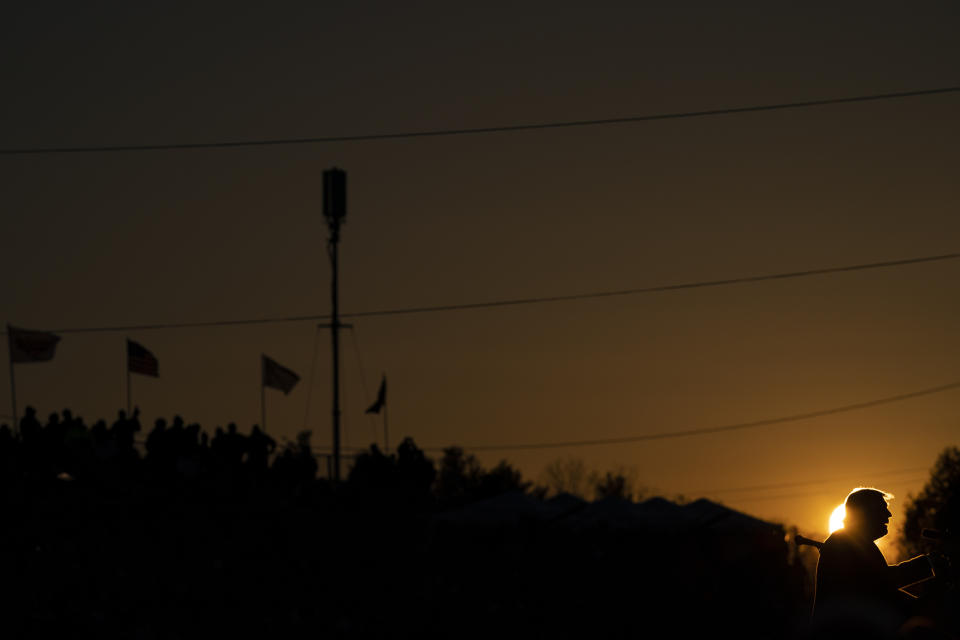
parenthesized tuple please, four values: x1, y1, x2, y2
(812, 487, 938, 635)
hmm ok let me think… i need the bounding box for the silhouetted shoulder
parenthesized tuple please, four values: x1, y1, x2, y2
(819, 529, 882, 569)
(820, 529, 859, 557)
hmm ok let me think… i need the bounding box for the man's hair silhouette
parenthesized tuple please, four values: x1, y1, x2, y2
(843, 487, 894, 540)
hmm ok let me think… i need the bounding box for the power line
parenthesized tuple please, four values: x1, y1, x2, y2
(4, 251, 959, 335)
(685, 466, 930, 497)
(309, 381, 960, 453)
(719, 479, 929, 504)
(2, 85, 958, 155)
(422, 380, 960, 451)
(339, 252, 960, 320)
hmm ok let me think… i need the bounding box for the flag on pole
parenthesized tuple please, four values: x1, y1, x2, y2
(7, 325, 61, 363)
(262, 354, 299, 394)
(127, 339, 159, 377)
(366, 375, 386, 414)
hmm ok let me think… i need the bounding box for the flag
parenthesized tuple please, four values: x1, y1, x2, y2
(366, 375, 386, 414)
(7, 325, 60, 363)
(262, 354, 299, 394)
(127, 339, 159, 377)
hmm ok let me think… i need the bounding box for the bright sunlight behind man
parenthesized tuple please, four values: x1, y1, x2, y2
(828, 504, 846, 533)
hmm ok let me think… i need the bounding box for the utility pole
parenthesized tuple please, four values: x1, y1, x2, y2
(323, 168, 347, 483)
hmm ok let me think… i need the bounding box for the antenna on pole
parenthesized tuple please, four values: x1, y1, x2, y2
(323, 167, 347, 483)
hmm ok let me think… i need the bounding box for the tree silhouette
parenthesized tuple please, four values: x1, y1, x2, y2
(345, 438, 436, 508)
(540, 456, 592, 498)
(541, 456, 648, 501)
(434, 446, 482, 507)
(395, 437, 436, 504)
(594, 471, 631, 500)
(477, 460, 530, 497)
(346, 443, 395, 492)
(899, 446, 960, 558)
(434, 446, 528, 507)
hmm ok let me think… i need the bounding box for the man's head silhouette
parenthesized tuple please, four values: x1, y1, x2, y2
(843, 487, 893, 541)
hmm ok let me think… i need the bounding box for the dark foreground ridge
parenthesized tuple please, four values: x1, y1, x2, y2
(2, 407, 815, 638)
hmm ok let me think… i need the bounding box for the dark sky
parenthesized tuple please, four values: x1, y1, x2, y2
(3, 1, 959, 536)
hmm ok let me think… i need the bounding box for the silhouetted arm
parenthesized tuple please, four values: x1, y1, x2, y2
(887, 555, 933, 589)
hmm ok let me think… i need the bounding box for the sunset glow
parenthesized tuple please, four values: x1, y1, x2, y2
(2, 1, 955, 543)
(829, 504, 846, 533)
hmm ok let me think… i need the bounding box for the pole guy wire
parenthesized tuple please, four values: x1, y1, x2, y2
(302, 326, 322, 432)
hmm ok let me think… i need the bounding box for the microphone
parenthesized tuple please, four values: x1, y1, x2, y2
(795, 534, 824, 550)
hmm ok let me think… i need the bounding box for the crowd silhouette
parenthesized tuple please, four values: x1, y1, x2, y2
(2, 405, 914, 639)
(1, 407, 317, 497)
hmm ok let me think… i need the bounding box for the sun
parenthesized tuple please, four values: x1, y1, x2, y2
(829, 504, 846, 533)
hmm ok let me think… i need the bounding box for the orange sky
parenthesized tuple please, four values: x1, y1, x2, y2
(2, 2, 959, 537)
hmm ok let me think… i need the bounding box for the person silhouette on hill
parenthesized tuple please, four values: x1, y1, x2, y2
(812, 487, 943, 634)
(224, 423, 246, 467)
(246, 425, 275, 471)
(111, 407, 140, 458)
(145, 417, 169, 468)
(19, 406, 42, 445)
